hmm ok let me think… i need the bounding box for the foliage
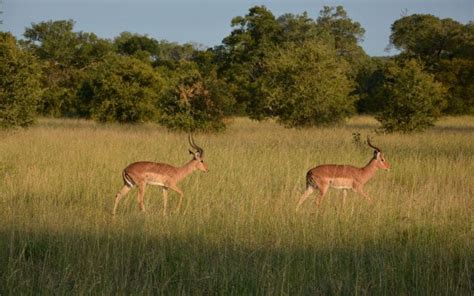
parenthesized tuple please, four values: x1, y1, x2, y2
(74, 31, 114, 68)
(389, 14, 469, 62)
(157, 61, 232, 132)
(389, 15, 474, 114)
(276, 12, 321, 43)
(435, 58, 474, 115)
(23, 20, 113, 117)
(113, 32, 199, 67)
(316, 6, 369, 76)
(375, 60, 447, 133)
(78, 54, 163, 123)
(260, 40, 355, 127)
(0, 33, 42, 128)
(216, 6, 281, 117)
(114, 32, 160, 62)
(23, 19, 78, 63)
(355, 57, 387, 114)
(217, 5, 368, 120)
(2, 6, 471, 130)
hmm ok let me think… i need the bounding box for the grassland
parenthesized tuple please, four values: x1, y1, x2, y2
(0, 116, 472, 295)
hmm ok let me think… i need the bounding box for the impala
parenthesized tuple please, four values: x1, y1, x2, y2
(112, 135, 208, 215)
(296, 137, 390, 211)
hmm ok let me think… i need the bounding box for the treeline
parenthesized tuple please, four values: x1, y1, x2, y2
(1, 6, 473, 132)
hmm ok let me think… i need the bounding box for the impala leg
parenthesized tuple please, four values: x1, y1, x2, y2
(169, 185, 184, 212)
(342, 190, 348, 207)
(354, 185, 372, 204)
(315, 184, 329, 207)
(112, 185, 131, 215)
(137, 183, 147, 212)
(296, 186, 314, 212)
(162, 187, 169, 216)
(361, 191, 373, 204)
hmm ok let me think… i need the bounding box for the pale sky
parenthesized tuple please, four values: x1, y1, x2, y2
(2, 0, 473, 56)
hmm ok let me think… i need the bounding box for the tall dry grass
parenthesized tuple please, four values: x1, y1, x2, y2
(0, 116, 472, 294)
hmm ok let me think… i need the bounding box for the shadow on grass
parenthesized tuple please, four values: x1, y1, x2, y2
(0, 227, 471, 295)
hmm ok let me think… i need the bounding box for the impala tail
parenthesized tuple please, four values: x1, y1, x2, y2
(306, 170, 316, 189)
(122, 170, 135, 188)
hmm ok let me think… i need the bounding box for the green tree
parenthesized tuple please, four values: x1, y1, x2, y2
(114, 32, 159, 62)
(74, 31, 113, 69)
(23, 20, 77, 116)
(78, 54, 163, 123)
(23, 20, 112, 117)
(317, 5, 371, 111)
(389, 14, 465, 63)
(436, 58, 474, 114)
(113, 32, 200, 70)
(217, 5, 282, 117)
(260, 41, 355, 127)
(218, 5, 369, 118)
(355, 57, 388, 113)
(23, 20, 78, 63)
(0, 33, 42, 128)
(317, 5, 367, 67)
(157, 61, 231, 132)
(277, 12, 320, 43)
(376, 60, 447, 133)
(389, 14, 474, 114)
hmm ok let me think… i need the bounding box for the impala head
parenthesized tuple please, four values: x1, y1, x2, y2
(367, 137, 390, 170)
(188, 134, 208, 172)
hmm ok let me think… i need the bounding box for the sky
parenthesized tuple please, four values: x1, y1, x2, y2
(2, 0, 473, 56)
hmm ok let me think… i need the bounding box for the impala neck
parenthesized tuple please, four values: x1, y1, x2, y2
(176, 159, 197, 181)
(360, 158, 379, 184)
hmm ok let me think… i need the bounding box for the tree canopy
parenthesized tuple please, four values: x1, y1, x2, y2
(260, 40, 355, 127)
(1, 5, 472, 132)
(0, 33, 42, 128)
(375, 59, 447, 133)
(79, 53, 164, 123)
(389, 14, 474, 115)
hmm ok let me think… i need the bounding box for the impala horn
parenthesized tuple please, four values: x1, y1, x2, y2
(367, 136, 381, 153)
(188, 134, 204, 158)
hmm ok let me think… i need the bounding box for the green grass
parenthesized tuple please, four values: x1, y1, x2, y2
(0, 116, 472, 295)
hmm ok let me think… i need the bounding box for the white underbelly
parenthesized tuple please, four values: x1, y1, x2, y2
(330, 185, 352, 190)
(329, 178, 353, 190)
(147, 181, 165, 186)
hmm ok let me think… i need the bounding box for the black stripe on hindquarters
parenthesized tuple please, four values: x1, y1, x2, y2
(306, 171, 317, 189)
(123, 170, 135, 188)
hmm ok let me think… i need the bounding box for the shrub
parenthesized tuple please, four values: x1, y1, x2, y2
(78, 54, 163, 123)
(435, 58, 474, 115)
(260, 40, 356, 127)
(0, 33, 42, 128)
(157, 61, 232, 132)
(375, 59, 447, 133)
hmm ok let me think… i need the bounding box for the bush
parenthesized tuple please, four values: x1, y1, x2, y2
(355, 58, 387, 114)
(0, 33, 42, 128)
(260, 40, 356, 127)
(375, 59, 447, 133)
(435, 58, 474, 115)
(78, 54, 163, 123)
(157, 61, 232, 132)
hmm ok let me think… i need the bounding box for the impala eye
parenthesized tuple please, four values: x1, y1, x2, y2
(200, 160, 204, 163)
